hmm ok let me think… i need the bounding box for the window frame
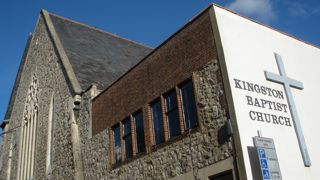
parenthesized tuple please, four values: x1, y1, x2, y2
(151, 98, 165, 145)
(133, 110, 145, 154)
(164, 89, 181, 138)
(110, 78, 199, 166)
(112, 124, 121, 165)
(179, 79, 199, 131)
(122, 117, 133, 160)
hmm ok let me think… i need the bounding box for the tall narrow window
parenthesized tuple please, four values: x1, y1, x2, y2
(134, 111, 145, 153)
(113, 124, 121, 164)
(151, 99, 164, 145)
(17, 74, 38, 180)
(123, 117, 133, 159)
(165, 90, 180, 138)
(180, 80, 198, 130)
(46, 94, 55, 174)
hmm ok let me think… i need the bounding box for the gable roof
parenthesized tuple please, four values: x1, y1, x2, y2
(47, 12, 152, 91)
(2, 10, 152, 123)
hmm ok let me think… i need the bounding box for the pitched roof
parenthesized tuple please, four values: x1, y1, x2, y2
(2, 11, 152, 123)
(48, 13, 152, 90)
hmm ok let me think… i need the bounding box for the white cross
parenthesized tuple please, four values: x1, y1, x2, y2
(264, 53, 311, 167)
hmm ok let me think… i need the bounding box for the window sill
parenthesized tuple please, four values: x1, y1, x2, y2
(112, 151, 146, 169)
(111, 126, 199, 169)
(151, 126, 200, 152)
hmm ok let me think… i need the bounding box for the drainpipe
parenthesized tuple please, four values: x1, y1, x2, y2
(69, 95, 84, 180)
(6, 143, 13, 180)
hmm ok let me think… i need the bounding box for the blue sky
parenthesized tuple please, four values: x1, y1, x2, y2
(0, 0, 319, 135)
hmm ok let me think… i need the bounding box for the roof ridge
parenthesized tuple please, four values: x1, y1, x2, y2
(48, 12, 153, 49)
(41, 9, 82, 94)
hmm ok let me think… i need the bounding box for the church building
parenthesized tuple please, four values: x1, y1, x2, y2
(0, 4, 319, 180)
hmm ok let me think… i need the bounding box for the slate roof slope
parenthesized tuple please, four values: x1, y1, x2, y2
(2, 12, 151, 123)
(49, 13, 152, 90)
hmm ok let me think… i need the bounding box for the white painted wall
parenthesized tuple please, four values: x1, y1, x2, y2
(214, 5, 320, 180)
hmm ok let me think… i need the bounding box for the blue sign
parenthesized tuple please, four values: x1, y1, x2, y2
(263, 169, 270, 179)
(258, 148, 270, 180)
(258, 148, 266, 158)
(260, 159, 268, 169)
(254, 137, 282, 180)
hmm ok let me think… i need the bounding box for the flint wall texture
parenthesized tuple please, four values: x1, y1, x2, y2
(0, 15, 76, 179)
(77, 60, 232, 179)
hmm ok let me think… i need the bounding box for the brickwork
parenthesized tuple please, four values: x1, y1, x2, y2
(77, 58, 232, 179)
(92, 11, 218, 135)
(131, 114, 137, 156)
(82, 9, 233, 179)
(161, 95, 169, 142)
(176, 87, 186, 135)
(144, 104, 153, 153)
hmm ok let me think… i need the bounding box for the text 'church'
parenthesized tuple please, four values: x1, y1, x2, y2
(1, 4, 319, 180)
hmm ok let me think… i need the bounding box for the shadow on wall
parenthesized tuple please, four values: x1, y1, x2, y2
(218, 120, 232, 145)
(248, 146, 263, 180)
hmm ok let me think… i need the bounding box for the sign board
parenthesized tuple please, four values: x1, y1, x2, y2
(254, 137, 282, 180)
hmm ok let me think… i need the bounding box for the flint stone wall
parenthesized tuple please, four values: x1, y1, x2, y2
(78, 60, 232, 179)
(0, 15, 75, 180)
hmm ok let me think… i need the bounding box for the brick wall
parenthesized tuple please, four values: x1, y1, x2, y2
(82, 8, 233, 179)
(92, 10, 218, 135)
(81, 59, 233, 179)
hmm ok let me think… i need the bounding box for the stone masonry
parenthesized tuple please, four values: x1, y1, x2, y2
(77, 60, 232, 179)
(0, 15, 76, 179)
(83, 9, 233, 180)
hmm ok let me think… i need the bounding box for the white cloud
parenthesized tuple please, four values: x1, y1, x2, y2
(285, 1, 320, 17)
(227, 0, 276, 23)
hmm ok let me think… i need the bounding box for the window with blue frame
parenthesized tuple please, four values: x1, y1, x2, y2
(151, 99, 165, 145)
(165, 90, 181, 138)
(134, 111, 145, 153)
(111, 78, 198, 165)
(112, 124, 121, 164)
(122, 117, 133, 160)
(180, 80, 198, 130)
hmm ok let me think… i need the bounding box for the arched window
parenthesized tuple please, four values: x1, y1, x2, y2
(17, 74, 39, 180)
